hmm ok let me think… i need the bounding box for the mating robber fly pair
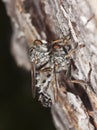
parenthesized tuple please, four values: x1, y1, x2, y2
(29, 35, 77, 107)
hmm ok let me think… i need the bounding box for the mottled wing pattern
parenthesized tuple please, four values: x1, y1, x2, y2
(29, 40, 52, 107)
(29, 39, 71, 107)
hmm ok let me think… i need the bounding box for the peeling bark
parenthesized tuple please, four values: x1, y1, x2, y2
(2, 0, 97, 130)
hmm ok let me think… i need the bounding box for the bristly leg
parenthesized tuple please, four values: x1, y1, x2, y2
(67, 63, 94, 111)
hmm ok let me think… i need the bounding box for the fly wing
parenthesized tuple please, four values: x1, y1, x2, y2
(31, 62, 36, 98)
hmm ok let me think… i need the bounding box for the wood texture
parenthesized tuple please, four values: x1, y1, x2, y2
(3, 0, 97, 129)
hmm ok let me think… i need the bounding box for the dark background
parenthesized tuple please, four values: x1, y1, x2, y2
(0, 1, 55, 130)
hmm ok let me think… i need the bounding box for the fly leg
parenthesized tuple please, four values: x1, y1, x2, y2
(65, 44, 85, 58)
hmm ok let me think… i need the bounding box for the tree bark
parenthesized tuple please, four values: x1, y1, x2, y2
(3, 0, 97, 130)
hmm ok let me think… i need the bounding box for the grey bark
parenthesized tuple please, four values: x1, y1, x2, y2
(3, 0, 97, 130)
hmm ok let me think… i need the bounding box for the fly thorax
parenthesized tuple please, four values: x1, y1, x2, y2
(29, 44, 49, 67)
(51, 48, 69, 72)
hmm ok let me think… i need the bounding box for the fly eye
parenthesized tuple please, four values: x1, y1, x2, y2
(54, 45, 60, 49)
(54, 45, 61, 49)
(34, 40, 43, 46)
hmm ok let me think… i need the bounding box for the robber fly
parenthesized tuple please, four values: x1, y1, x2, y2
(29, 36, 72, 107)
